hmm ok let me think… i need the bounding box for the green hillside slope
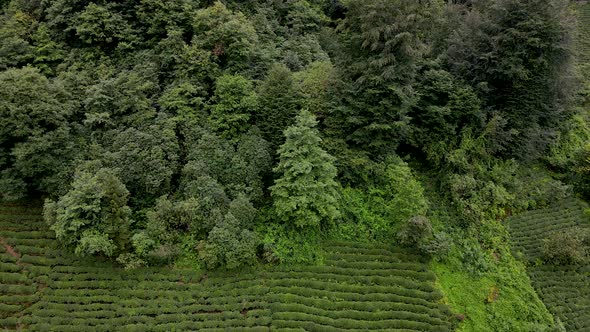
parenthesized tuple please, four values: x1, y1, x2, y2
(0, 203, 455, 331)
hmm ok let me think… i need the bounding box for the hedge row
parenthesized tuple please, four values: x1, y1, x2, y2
(289, 265, 436, 281)
(269, 303, 448, 326)
(268, 293, 451, 318)
(265, 271, 427, 287)
(0, 272, 32, 285)
(270, 286, 442, 308)
(267, 278, 440, 300)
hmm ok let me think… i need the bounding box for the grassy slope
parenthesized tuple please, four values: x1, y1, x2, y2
(0, 202, 455, 331)
(433, 247, 555, 332)
(507, 198, 590, 331)
(420, 179, 556, 332)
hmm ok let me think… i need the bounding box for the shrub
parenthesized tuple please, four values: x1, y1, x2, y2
(541, 228, 590, 265)
(397, 216, 433, 251)
(198, 196, 259, 270)
(336, 157, 429, 241)
(422, 232, 452, 259)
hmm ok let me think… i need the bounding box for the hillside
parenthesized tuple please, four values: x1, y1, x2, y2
(0, 202, 456, 331)
(0, 0, 588, 331)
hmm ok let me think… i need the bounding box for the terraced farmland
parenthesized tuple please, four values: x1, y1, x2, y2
(508, 198, 589, 263)
(508, 198, 590, 331)
(528, 265, 590, 331)
(0, 202, 455, 331)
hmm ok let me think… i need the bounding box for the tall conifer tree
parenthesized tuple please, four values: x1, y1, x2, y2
(271, 109, 340, 228)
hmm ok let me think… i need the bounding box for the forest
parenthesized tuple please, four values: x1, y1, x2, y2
(0, 0, 590, 330)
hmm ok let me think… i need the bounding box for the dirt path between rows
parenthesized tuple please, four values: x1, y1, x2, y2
(0, 237, 20, 258)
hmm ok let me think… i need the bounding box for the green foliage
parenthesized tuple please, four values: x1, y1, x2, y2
(259, 221, 322, 265)
(31, 23, 65, 75)
(0, 67, 75, 200)
(293, 61, 335, 116)
(547, 114, 590, 170)
(199, 197, 259, 269)
(574, 143, 590, 199)
(338, 0, 429, 86)
(43, 168, 131, 258)
(440, 126, 570, 224)
(409, 69, 483, 164)
(104, 123, 180, 204)
(75, 230, 116, 257)
(541, 228, 590, 265)
(433, 238, 557, 332)
(192, 2, 258, 71)
(271, 109, 340, 229)
(136, 0, 197, 41)
(447, 0, 576, 159)
(257, 63, 301, 152)
(183, 129, 271, 203)
(397, 216, 433, 249)
(210, 74, 258, 140)
(200, 218, 256, 270)
(0, 7, 34, 69)
(73, 3, 136, 49)
(146, 196, 208, 243)
(334, 157, 429, 242)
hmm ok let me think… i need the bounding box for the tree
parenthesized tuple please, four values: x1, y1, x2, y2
(192, 2, 258, 71)
(44, 168, 132, 258)
(199, 195, 259, 269)
(209, 74, 258, 141)
(73, 3, 136, 49)
(447, 0, 575, 159)
(136, 0, 198, 42)
(104, 123, 180, 206)
(409, 68, 483, 165)
(0, 67, 73, 200)
(257, 63, 301, 153)
(0, 6, 35, 69)
(271, 109, 340, 228)
(397, 215, 433, 249)
(328, 0, 432, 156)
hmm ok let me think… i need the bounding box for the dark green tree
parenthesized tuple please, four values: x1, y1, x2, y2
(409, 69, 483, 165)
(209, 74, 258, 141)
(328, 0, 433, 156)
(447, 0, 575, 159)
(104, 121, 180, 206)
(0, 5, 35, 69)
(257, 63, 301, 153)
(0, 67, 74, 200)
(136, 0, 198, 42)
(271, 109, 340, 228)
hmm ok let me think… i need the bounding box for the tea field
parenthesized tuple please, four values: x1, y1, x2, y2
(508, 198, 589, 263)
(508, 198, 590, 331)
(0, 202, 456, 331)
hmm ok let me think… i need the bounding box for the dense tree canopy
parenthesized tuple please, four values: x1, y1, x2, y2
(0, 0, 583, 274)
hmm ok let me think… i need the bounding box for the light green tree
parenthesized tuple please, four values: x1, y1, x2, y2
(271, 109, 340, 228)
(44, 168, 132, 257)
